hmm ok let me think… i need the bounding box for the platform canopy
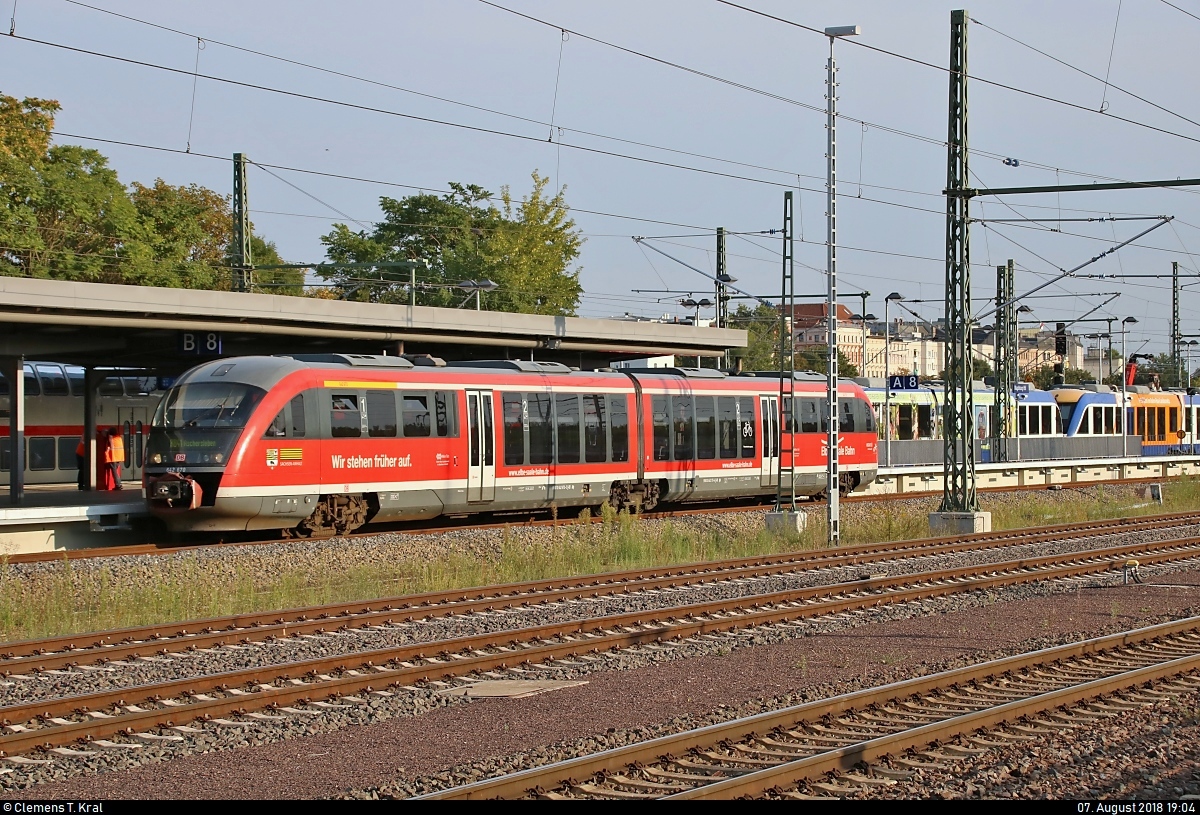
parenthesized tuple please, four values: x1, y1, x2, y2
(0, 277, 744, 373)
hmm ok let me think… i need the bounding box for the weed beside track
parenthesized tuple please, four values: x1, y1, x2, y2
(0, 481, 1193, 642)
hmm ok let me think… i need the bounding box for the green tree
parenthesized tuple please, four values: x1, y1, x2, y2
(1028, 364, 1092, 390)
(796, 347, 859, 378)
(728, 303, 779, 371)
(0, 92, 289, 291)
(320, 172, 582, 314)
(726, 304, 860, 376)
(939, 358, 993, 381)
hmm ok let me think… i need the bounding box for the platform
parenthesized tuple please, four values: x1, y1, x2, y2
(0, 485, 147, 555)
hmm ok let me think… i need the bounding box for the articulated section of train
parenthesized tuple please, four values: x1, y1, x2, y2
(855, 378, 1200, 461)
(142, 355, 879, 535)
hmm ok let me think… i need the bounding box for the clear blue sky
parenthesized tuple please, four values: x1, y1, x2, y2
(4, 0, 1200, 354)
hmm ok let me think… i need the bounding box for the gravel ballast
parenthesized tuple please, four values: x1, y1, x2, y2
(7, 564, 1200, 799)
(5, 509, 1193, 708)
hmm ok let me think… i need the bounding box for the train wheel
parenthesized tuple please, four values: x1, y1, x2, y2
(838, 472, 858, 496)
(291, 494, 370, 538)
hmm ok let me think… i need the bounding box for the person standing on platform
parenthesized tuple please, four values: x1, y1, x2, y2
(75, 437, 86, 490)
(106, 427, 124, 491)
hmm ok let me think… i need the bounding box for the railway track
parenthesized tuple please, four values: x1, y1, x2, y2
(417, 617, 1200, 800)
(4, 475, 1179, 565)
(5, 511, 1197, 673)
(1, 532, 1198, 760)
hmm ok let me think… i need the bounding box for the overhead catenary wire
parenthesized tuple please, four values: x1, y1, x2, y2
(712, 0, 1200, 148)
(968, 16, 1200, 132)
(52, 0, 1196, 216)
(3, 31, 967, 219)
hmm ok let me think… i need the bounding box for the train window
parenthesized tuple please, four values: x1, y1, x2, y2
(1054, 407, 1063, 435)
(330, 394, 362, 438)
(22, 364, 40, 397)
(838, 398, 855, 434)
(401, 392, 430, 438)
(0, 372, 5, 396)
(57, 437, 77, 470)
(502, 393, 525, 466)
(434, 391, 457, 437)
(1078, 408, 1090, 435)
(368, 391, 398, 438)
(468, 394, 480, 467)
(98, 377, 124, 396)
(555, 394, 581, 464)
(609, 394, 629, 463)
(739, 396, 755, 458)
(798, 399, 820, 434)
(266, 410, 287, 438)
(290, 394, 306, 437)
(1170, 407, 1179, 436)
(671, 395, 694, 461)
(158, 382, 265, 429)
(122, 377, 150, 396)
(652, 396, 671, 461)
(34, 364, 67, 396)
(695, 396, 716, 460)
(583, 394, 606, 464)
(1104, 407, 1116, 434)
(1026, 406, 1039, 435)
(136, 420, 144, 469)
(1158, 407, 1168, 441)
(0, 438, 8, 470)
(123, 421, 133, 467)
(781, 397, 794, 434)
(65, 366, 85, 396)
(480, 394, 493, 466)
(527, 392, 554, 465)
(718, 397, 737, 458)
(28, 437, 55, 471)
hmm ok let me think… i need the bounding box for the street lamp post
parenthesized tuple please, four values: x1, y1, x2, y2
(824, 22, 860, 546)
(857, 291, 871, 375)
(1121, 317, 1138, 456)
(851, 312, 876, 376)
(457, 279, 499, 310)
(884, 292, 904, 467)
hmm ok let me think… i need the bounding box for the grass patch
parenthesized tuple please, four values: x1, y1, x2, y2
(3, 480, 1199, 643)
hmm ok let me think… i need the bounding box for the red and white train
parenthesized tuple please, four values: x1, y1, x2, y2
(0, 362, 160, 486)
(144, 354, 880, 535)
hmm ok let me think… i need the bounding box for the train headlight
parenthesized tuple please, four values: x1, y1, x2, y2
(214, 453, 224, 463)
(151, 453, 163, 464)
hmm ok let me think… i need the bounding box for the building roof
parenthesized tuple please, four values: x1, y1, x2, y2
(0, 277, 746, 372)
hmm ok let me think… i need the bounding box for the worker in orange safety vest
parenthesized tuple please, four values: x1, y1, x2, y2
(104, 428, 124, 491)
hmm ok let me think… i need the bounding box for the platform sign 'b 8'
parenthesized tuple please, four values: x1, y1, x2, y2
(179, 331, 222, 355)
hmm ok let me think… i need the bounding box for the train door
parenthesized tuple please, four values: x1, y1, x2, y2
(118, 405, 150, 479)
(760, 395, 779, 488)
(466, 390, 496, 502)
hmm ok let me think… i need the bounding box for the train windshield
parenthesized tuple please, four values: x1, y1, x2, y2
(154, 382, 266, 429)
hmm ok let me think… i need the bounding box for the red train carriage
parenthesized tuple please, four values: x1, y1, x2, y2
(144, 355, 878, 535)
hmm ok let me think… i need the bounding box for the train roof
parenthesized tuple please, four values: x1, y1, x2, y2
(169, 355, 870, 395)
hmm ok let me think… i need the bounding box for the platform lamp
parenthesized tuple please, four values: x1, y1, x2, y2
(457, 279, 499, 311)
(681, 298, 714, 367)
(1120, 317, 1139, 456)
